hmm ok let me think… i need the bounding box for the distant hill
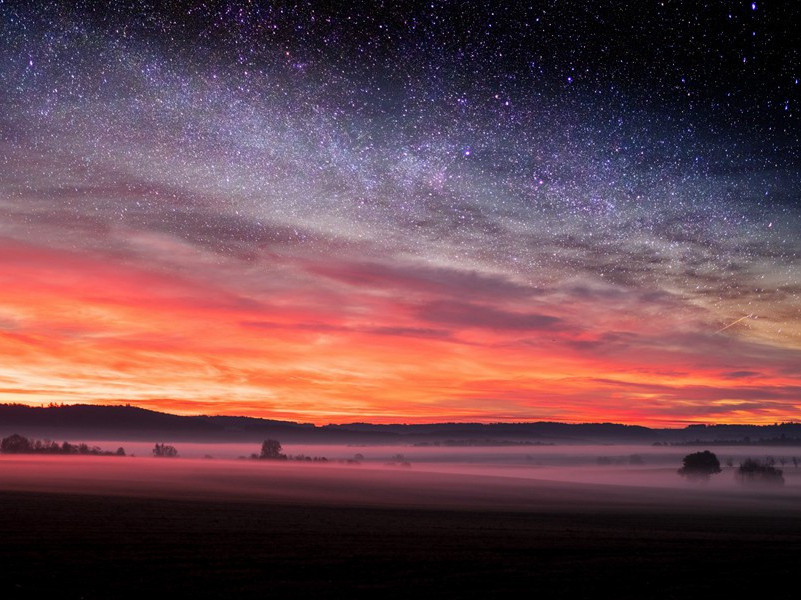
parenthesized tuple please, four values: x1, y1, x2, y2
(0, 404, 326, 443)
(1, 404, 801, 445)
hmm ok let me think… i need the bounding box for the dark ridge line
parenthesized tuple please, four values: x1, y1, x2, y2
(1, 403, 800, 444)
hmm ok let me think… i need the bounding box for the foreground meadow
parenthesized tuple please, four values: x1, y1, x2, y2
(1, 449, 800, 598)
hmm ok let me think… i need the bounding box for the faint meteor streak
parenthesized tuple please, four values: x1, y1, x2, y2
(715, 313, 755, 334)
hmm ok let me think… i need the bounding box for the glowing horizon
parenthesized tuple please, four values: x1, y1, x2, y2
(1, 232, 798, 427)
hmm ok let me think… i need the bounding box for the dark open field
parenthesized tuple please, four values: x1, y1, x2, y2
(1, 455, 800, 599)
(2, 491, 801, 599)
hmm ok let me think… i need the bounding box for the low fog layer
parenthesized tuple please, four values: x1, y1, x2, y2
(0, 445, 798, 515)
(90, 440, 801, 464)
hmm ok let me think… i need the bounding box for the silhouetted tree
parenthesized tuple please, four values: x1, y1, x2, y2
(1, 434, 32, 454)
(259, 439, 287, 460)
(736, 458, 784, 486)
(678, 450, 721, 481)
(152, 443, 178, 457)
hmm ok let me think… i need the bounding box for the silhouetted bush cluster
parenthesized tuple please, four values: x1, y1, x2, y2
(735, 458, 785, 486)
(338, 453, 365, 465)
(678, 450, 721, 481)
(0, 434, 125, 456)
(152, 443, 178, 457)
(250, 440, 328, 462)
(386, 453, 411, 467)
(288, 454, 328, 462)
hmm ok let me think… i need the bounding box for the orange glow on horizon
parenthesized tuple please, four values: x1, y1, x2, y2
(1, 237, 800, 427)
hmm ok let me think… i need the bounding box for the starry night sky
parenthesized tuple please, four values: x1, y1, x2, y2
(1, 1, 799, 424)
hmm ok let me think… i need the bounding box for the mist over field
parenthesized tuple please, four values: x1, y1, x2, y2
(2, 434, 800, 599)
(2, 444, 798, 515)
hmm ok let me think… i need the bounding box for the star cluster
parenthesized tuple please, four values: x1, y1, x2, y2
(0, 1, 799, 424)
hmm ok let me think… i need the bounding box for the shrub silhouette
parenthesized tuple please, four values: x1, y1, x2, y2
(678, 450, 721, 481)
(735, 458, 784, 486)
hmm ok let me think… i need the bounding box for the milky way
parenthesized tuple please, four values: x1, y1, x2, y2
(1, 1, 799, 424)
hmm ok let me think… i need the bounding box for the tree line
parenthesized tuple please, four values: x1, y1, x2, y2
(0, 434, 125, 456)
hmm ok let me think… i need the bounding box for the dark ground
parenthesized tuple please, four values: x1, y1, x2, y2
(1, 490, 800, 599)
